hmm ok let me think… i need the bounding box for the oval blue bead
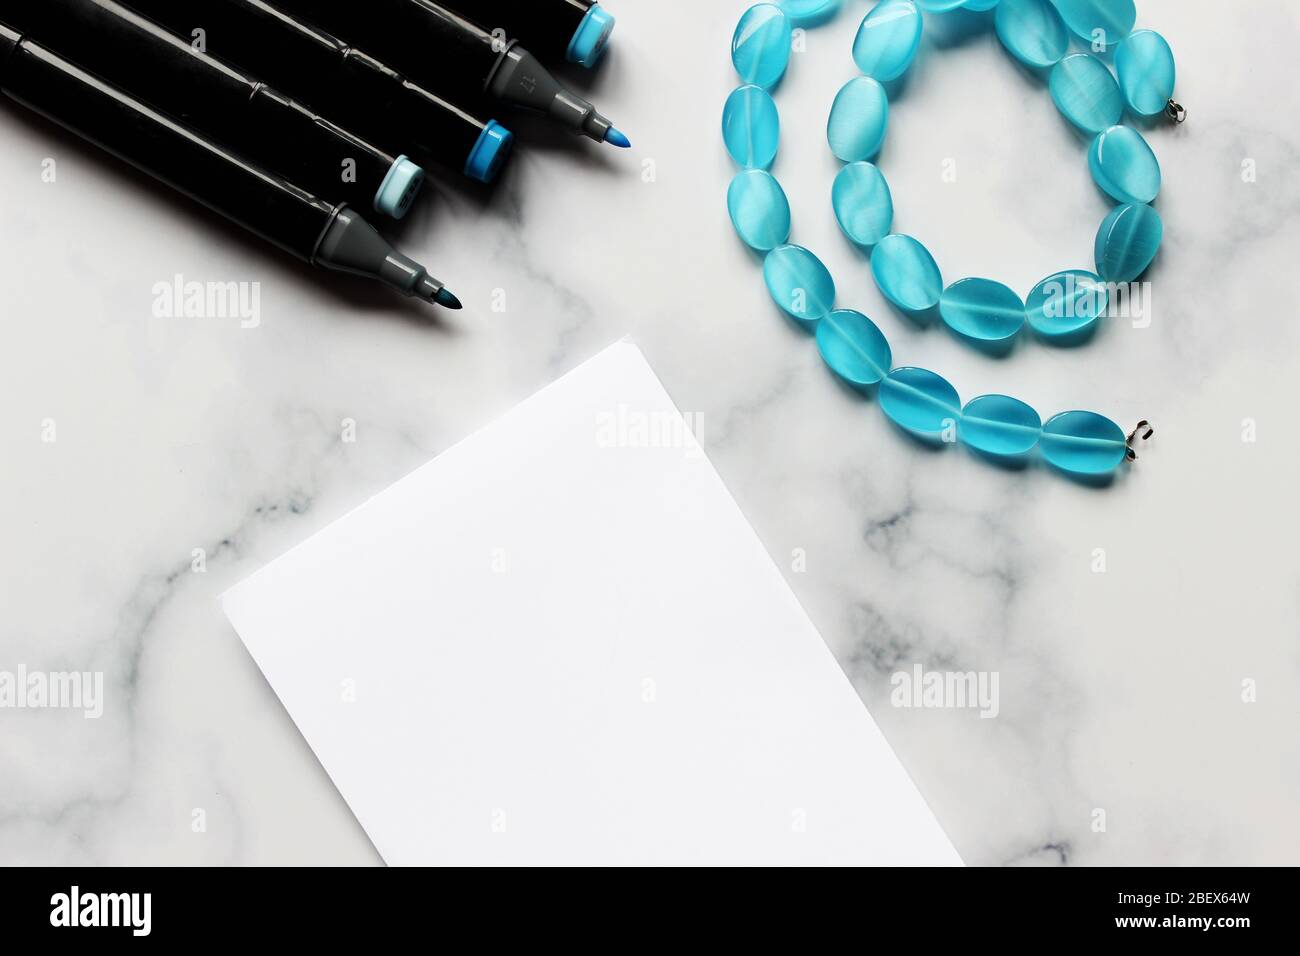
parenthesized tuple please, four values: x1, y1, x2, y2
(722, 85, 780, 169)
(832, 162, 894, 247)
(871, 234, 943, 313)
(879, 368, 962, 438)
(1089, 125, 1160, 205)
(959, 395, 1042, 457)
(727, 170, 791, 251)
(827, 76, 889, 162)
(1053, 0, 1136, 52)
(775, 0, 841, 26)
(940, 278, 1025, 342)
(816, 310, 893, 388)
(1041, 410, 1128, 475)
(995, 0, 1069, 69)
(763, 244, 836, 328)
(1049, 54, 1122, 134)
(732, 4, 793, 90)
(852, 0, 923, 82)
(1095, 202, 1162, 281)
(1025, 270, 1109, 340)
(1116, 29, 1176, 118)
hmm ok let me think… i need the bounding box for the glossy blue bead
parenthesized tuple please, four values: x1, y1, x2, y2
(1089, 125, 1160, 205)
(1094, 202, 1161, 282)
(1041, 410, 1128, 475)
(732, 4, 793, 90)
(852, 0, 923, 82)
(879, 368, 962, 438)
(1053, 0, 1135, 52)
(775, 0, 841, 26)
(1117, 30, 1176, 118)
(959, 395, 1042, 457)
(871, 234, 943, 313)
(827, 77, 889, 162)
(816, 310, 893, 388)
(917, 0, 966, 11)
(1049, 54, 1122, 134)
(832, 162, 894, 247)
(763, 244, 836, 328)
(963, 0, 1001, 10)
(940, 278, 1025, 342)
(722, 85, 780, 169)
(1025, 270, 1109, 340)
(995, 0, 1069, 69)
(727, 170, 791, 251)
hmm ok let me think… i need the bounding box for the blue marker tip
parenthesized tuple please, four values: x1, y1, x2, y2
(605, 127, 632, 149)
(434, 288, 463, 310)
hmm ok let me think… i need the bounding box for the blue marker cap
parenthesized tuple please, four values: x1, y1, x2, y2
(464, 120, 514, 183)
(567, 5, 615, 69)
(374, 156, 424, 219)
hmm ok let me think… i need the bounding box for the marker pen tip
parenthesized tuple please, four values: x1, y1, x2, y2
(605, 127, 632, 149)
(434, 287, 464, 310)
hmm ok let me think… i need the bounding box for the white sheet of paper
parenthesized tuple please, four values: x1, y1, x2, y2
(221, 342, 961, 866)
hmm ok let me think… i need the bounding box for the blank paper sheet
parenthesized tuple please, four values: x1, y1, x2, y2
(221, 342, 961, 866)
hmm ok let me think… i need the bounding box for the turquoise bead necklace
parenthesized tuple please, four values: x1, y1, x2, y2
(724, 0, 1181, 478)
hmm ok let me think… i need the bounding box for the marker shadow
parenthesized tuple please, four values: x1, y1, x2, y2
(4, 105, 460, 332)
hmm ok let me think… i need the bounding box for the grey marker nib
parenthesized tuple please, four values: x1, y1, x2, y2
(314, 207, 454, 307)
(489, 45, 620, 145)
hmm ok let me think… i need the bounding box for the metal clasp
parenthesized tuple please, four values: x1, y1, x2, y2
(1125, 421, 1155, 462)
(1165, 99, 1187, 124)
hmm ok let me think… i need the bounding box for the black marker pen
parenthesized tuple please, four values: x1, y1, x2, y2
(268, 0, 630, 148)
(436, 0, 616, 69)
(119, 0, 513, 184)
(0, 22, 460, 307)
(6, 0, 424, 218)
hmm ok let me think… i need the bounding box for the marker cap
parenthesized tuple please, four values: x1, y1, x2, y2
(463, 120, 514, 183)
(374, 156, 424, 219)
(567, 5, 615, 69)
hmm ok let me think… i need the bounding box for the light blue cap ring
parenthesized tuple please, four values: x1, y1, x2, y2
(373, 155, 424, 219)
(464, 120, 514, 183)
(567, 5, 615, 68)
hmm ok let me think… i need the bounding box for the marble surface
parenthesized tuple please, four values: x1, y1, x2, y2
(2, 0, 1298, 866)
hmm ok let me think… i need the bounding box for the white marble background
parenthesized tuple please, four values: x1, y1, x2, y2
(1, 0, 1298, 865)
